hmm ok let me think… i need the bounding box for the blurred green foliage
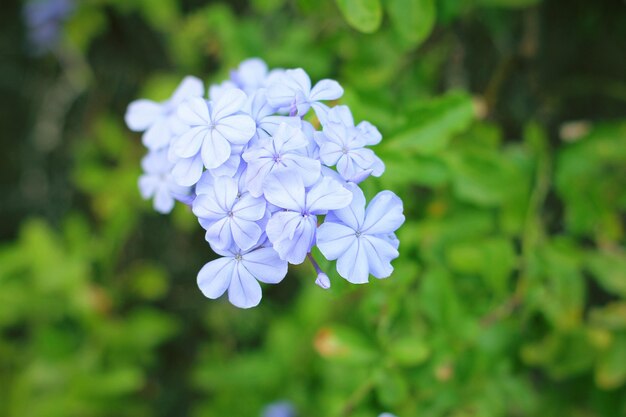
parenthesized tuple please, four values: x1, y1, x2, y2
(1, 0, 626, 416)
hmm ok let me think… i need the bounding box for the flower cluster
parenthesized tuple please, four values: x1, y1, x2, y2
(125, 58, 404, 308)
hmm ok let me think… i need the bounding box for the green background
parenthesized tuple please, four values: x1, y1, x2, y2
(1, 0, 626, 416)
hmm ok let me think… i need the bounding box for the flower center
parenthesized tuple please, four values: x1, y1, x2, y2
(341, 146, 349, 154)
(234, 254, 243, 262)
(355, 230, 362, 238)
(227, 211, 234, 218)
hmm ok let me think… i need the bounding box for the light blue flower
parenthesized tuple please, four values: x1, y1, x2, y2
(261, 401, 296, 417)
(315, 106, 384, 181)
(126, 76, 204, 151)
(245, 89, 300, 141)
(230, 58, 269, 94)
(23, 0, 74, 53)
(242, 123, 321, 197)
(266, 68, 343, 117)
(192, 176, 266, 251)
(138, 149, 191, 214)
(263, 171, 352, 264)
(317, 185, 404, 284)
(197, 244, 288, 308)
(172, 88, 256, 183)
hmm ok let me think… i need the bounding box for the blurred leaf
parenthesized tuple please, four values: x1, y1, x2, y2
(595, 333, 626, 390)
(586, 250, 626, 297)
(335, 0, 383, 33)
(385, 91, 475, 154)
(375, 368, 409, 407)
(590, 303, 626, 332)
(388, 335, 430, 366)
(314, 326, 378, 364)
(387, 0, 436, 46)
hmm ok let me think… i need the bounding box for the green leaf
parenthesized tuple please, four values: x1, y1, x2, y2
(375, 368, 409, 407)
(388, 336, 430, 366)
(586, 250, 626, 297)
(387, 0, 436, 46)
(335, 0, 383, 33)
(384, 92, 475, 155)
(595, 333, 626, 390)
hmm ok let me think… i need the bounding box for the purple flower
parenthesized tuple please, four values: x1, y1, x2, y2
(245, 89, 300, 141)
(315, 106, 384, 181)
(266, 68, 343, 117)
(230, 58, 269, 94)
(197, 244, 287, 308)
(261, 401, 297, 417)
(23, 0, 74, 53)
(138, 150, 191, 214)
(317, 185, 404, 284)
(125, 76, 204, 151)
(171, 88, 256, 185)
(192, 176, 266, 251)
(242, 123, 321, 197)
(264, 171, 353, 264)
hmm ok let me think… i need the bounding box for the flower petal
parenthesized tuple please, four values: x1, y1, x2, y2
(362, 191, 405, 235)
(142, 118, 171, 150)
(317, 221, 357, 260)
(263, 170, 306, 211)
(192, 193, 226, 220)
(177, 97, 210, 126)
(241, 247, 288, 284)
(171, 154, 204, 187)
(205, 217, 233, 249)
(282, 154, 321, 187)
(201, 130, 232, 169)
(270, 215, 316, 264)
(216, 114, 256, 145)
(362, 235, 398, 279)
(266, 211, 302, 244)
(305, 177, 352, 213)
(212, 88, 247, 121)
(233, 193, 266, 221)
(153, 185, 175, 214)
(228, 263, 262, 308)
(197, 257, 235, 299)
(336, 239, 369, 284)
(328, 183, 365, 229)
(309, 79, 343, 102)
(125, 99, 162, 131)
(172, 126, 206, 158)
(138, 175, 159, 199)
(170, 76, 204, 106)
(231, 218, 263, 251)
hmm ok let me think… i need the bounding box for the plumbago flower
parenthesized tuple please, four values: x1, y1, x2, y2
(124, 58, 405, 308)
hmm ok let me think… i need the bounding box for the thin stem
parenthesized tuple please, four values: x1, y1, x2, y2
(307, 253, 323, 275)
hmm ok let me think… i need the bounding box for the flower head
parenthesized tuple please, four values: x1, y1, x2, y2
(317, 185, 404, 284)
(197, 244, 287, 308)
